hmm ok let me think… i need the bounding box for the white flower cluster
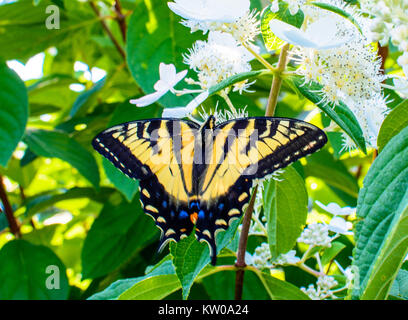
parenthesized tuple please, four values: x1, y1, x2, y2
(360, 0, 408, 97)
(301, 275, 339, 300)
(183, 31, 253, 90)
(247, 244, 300, 269)
(297, 223, 332, 247)
(288, 0, 389, 148)
(131, 0, 261, 118)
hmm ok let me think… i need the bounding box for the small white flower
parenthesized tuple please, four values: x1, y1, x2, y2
(168, 0, 250, 23)
(130, 63, 187, 107)
(328, 217, 354, 235)
(162, 90, 209, 118)
(297, 223, 332, 247)
(269, 17, 352, 50)
(315, 201, 355, 216)
(301, 275, 338, 300)
(274, 250, 300, 265)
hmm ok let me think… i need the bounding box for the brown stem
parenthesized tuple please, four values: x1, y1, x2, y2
(234, 186, 258, 299)
(90, 1, 126, 60)
(378, 44, 388, 75)
(114, 0, 127, 42)
(0, 176, 21, 238)
(234, 43, 291, 300)
(266, 43, 290, 117)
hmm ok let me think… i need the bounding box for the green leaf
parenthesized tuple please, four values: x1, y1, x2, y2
(310, 2, 363, 34)
(352, 125, 408, 299)
(304, 149, 359, 198)
(263, 166, 308, 259)
(103, 158, 139, 202)
(261, 1, 304, 50)
(208, 70, 269, 96)
(24, 187, 115, 218)
(24, 129, 100, 188)
(321, 241, 346, 266)
(0, 63, 28, 167)
(119, 274, 181, 300)
(0, 240, 69, 299)
(126, 0, 203, 107)
(293, 77, 367, 153)
(70, 77, 106, 117)
(170, 219, 240, 300)
(170, 232, 210, 300)
(89, 255, 176, 300)
(81, 195, 158, 279)
(389, 269, 408, 300)
(377, 99, 408, 152)
(253, 269, 310, 300)
(0, 0, 96, 61)
(202, 268, 269, 300)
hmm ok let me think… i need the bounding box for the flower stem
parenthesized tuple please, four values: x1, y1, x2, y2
(241, 42, 277, 73)
(234, 43, 291, 300)
(90, 1, 126, 60)
(266, 43, 290, 116)
(219, 91, 238, 115)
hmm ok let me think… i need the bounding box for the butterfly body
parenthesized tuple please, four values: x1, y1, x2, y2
(92, 116, 327, 265)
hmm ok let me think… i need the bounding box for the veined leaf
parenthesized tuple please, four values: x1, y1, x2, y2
(304, 149, 359, 198)
(70, 77, 106, 117)
(208, 70, 269, 96)
(0, 63, 28, 167)
(377, 99, 408, 152)
(89, 256, 176, 300)
(0, 0, 97, 60)
(293, 77, 367, 153)
(24, 129, 100, 188)
(261, 1, 304, 50)
(23, 187, 115, 218)
(0, 240, 69, 300)
(263, 166, 308, 259)
(310, 2, 363, 34)
(126, 0, 204, 107)
(352, 125, 408, 299)
(170, 219, 240, 300)
(81, 195, 158, 279)
(252, 268, 310, 300)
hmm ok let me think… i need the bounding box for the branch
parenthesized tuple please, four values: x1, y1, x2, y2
(114, 0, 127, 42)
(0, 176, 21, 238)
(234, 43, 291, 300)
(90, 1, 126, 60)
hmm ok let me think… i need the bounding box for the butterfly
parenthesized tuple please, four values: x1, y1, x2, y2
(92, 116, 327, 265)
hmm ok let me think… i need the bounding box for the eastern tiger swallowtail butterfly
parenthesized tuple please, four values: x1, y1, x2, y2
(92, 115, 327, 265)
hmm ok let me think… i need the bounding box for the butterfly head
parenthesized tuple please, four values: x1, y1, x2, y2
(201, 115, 216, 130)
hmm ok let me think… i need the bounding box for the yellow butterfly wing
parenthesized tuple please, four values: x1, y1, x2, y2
(92, 119, 200, 248)
(195, 117, 327, 260)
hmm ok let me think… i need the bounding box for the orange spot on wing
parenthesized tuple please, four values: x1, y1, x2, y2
(190, 212, 198, 224)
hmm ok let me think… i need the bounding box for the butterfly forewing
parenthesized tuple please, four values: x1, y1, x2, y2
(92, 119, 201, 246)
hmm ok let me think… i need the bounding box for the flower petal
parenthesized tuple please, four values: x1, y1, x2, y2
(269, 19, 318, 47)
(159, 63, 177, 86)
(129, 90, 167, 107)
(162, 90, 209, 117)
